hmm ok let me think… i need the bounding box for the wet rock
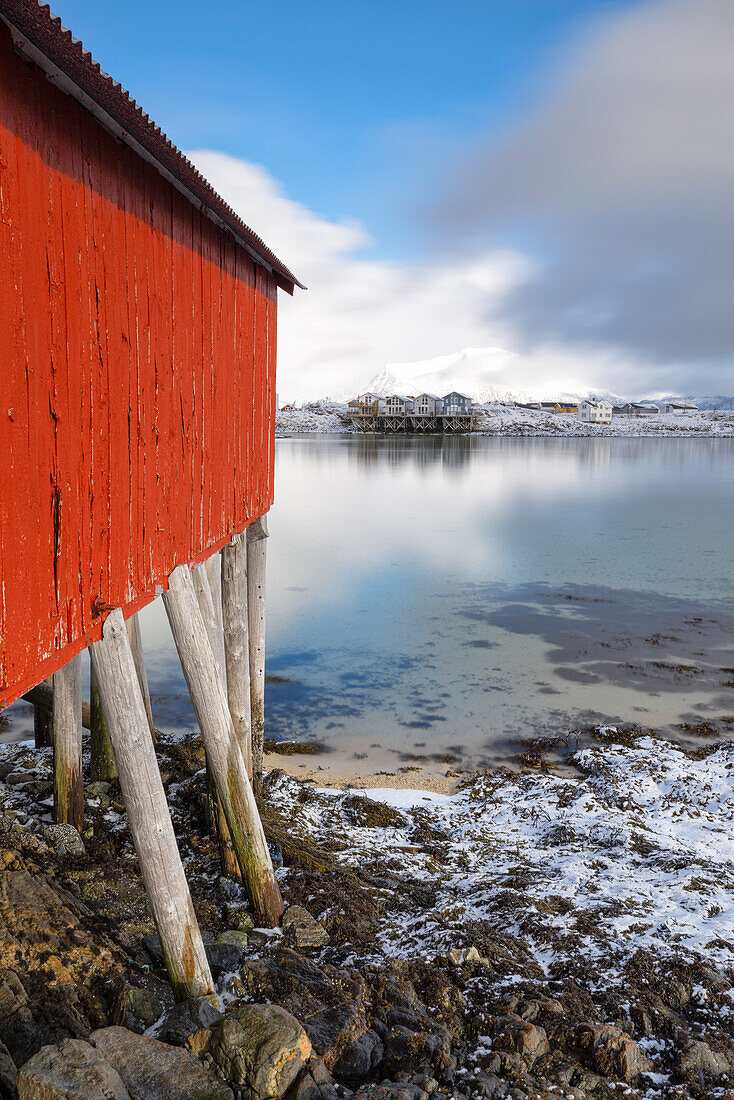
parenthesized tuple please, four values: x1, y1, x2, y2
(269, 841, 284, 870)
(43, 825, 85, 859)
(217, 930, 248, 949)
(90, 1025, 232, 1099)
(493, 1021, 549, 1067)
(472, 1074, 507, 1099)
(575, 1023, 652, 1081)
(187, 1003, 311, 1097)
(142, 934, 165, 967)
(224, 906, 255, 932)
(17, 1038, 129, 1099)
(0, 1038, 17, 1097)
(204, 941, 248, 978)
(382, 1024, 452, 1078)
(110, 983, 164, 1034)
(676, 1039, 733, 1083)
(85, 782, 111, 799)
(216, 876, 241, 901)
(303, 1002, 367, 1071)
(332, 1030, 384, 1084)
(155, 997, 222, 1046)
(239, 951, 365, 1036)
(282, 906, 330, 949)
(350, 1084, 428, 1100)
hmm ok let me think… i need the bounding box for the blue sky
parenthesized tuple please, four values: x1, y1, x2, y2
(50, 1, 635, 257)
(46, 2, 734, 399)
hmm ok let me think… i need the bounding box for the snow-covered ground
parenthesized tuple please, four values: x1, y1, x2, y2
(268, 733, 734, 980)
(276, 401, 734, 437)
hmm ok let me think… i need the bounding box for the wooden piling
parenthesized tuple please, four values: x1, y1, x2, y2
(222, 532, 252, 776)
(90, 609, 215, 1001)
(90, 663, 117, 782)
(33, 680, 53, 748)
(126, 613, 155, 738)
(52, 655, 83, 831)
(246, 515, 269, 795)
(23, 683, 91, 730)
(164, 564, 284, 926)
(192, 561, 241, 882)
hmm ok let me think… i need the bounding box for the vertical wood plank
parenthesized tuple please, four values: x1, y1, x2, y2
(247, 516, 269, 793)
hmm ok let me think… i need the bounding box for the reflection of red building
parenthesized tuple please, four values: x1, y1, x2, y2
(0, 1, 300, 708)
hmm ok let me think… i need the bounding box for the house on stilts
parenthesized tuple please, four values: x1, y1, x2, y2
(0, 0, 303, 1000)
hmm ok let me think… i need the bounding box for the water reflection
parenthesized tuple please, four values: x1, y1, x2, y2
(3, 436, 733, 768)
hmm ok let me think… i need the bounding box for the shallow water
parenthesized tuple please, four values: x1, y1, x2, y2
(4, 436, 734, 769)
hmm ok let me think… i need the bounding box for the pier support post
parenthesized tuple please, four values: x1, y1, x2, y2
(222, 532, 252, 777)
(126, 613, 155, 738)
(52, 655, 83, 831)
(247, 515, 269, 796)
(164, 564, 284, 926)
(90, 662, 117, 782)
(90, 609, 215, 1002)
(34, 680, 53, 748)
(191, 561, 241, 882)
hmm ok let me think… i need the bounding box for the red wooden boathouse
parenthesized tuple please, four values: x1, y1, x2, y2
(0, 0, 300, 709)
(0, 0, 301, 999)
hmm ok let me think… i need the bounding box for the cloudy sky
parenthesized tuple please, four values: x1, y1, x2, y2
(52, 1, 733, 401)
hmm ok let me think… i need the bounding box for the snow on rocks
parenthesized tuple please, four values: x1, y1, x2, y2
(266, 734, 734, 979)
(275, 401, 734, 437)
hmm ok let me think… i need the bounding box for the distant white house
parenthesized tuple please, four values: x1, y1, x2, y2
(442, 391, 473, 414)
(348, 392, 385, 415)
(414, 393, 442, 415)
(662, 401, 698, 414)
(578, 400, 612, 424)
(617, 402, 660, 416)
(384, 394, 415, 415)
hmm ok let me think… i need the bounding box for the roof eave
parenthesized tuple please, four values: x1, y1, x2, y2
(0, 4, 304, 294)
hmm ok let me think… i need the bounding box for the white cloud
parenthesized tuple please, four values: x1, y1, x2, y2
(190, 151, 655, 403)
(431, 0, 734, 385)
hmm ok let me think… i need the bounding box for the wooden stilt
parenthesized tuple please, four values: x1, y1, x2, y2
(126, 613, 155, 737)
(191, 561, 241, 882)
(90, 662, 117, 782)
(164, 564, 284, 926)
(23, 683, 91, 730)
(90, 609, 215, 1001)
(204, 551, 226, 672)
(34, 679, 53, 748)
(221, 532, 252, 776)
(52, 655, 83, 831)
(247, 515, 269, 796)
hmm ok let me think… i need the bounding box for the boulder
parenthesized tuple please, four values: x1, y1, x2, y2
(110, 984, 164, 1035)
(383, 1025, 452, 1077)
(575, 1024, 652, 1082)
(281, 907, 329, 949)
(0, 1038, 17, 1097)
(43, 825, 85, 859)
(303, 1002, 366, 1070)
(155, 998, 223, 1046)
(493, 1021, 549, 1067)
(187, 1003, 311, 1097)
(676, 1039, 733, 1083)
(332, 1030, 384, 1083)
(90, 1026, 232, 1099)
(17, 1038, 129, 1099)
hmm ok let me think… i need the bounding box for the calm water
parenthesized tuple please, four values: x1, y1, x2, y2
(5, 436, 734, 769)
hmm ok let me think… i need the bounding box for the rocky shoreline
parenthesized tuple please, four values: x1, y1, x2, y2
(1, 728, 734, 1099)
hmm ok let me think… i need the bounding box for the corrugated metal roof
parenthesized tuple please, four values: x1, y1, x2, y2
(0, 0, 303, 293)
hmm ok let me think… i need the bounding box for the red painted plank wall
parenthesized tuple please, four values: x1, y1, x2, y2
(0, 22, 278, 708)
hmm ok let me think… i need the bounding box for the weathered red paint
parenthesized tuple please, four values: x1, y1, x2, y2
(0, 19, 280, 708)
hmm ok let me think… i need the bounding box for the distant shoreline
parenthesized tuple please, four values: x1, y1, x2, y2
(275, 402, 734, 438)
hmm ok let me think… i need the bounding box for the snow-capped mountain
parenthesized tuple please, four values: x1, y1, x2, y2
(648, 394, 734, 411)
(363, 347, 622, 406)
